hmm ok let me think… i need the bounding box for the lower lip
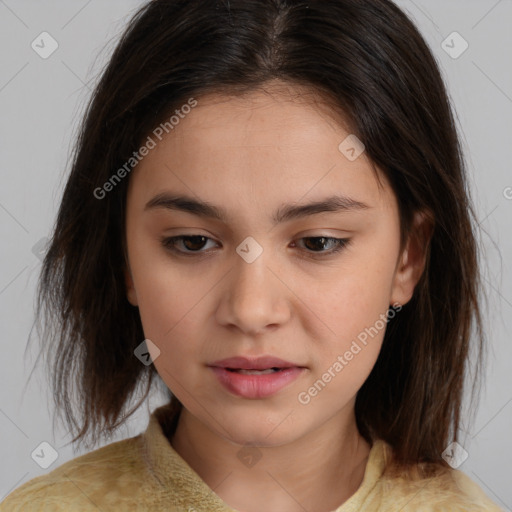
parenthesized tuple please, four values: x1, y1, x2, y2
(209, 367, 305, 399)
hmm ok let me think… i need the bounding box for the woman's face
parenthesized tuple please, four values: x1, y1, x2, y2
(125, 83, 423, 447)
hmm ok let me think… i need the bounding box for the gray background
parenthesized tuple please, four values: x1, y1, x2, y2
(0, 0, 510, 508)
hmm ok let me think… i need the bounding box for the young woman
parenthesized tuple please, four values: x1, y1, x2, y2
(1, 0, 503, 510)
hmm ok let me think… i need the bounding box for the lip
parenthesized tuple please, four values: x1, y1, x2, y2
(207, 356, 307, 399)
(209, 355, 303, 371)
(209, 366, 305, 399)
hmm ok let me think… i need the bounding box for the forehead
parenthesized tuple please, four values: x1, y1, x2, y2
(172, 83, 353, 146)
(128, 84, 394, 216)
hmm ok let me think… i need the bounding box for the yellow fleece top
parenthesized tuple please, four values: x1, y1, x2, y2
(0, 403, 504, 512)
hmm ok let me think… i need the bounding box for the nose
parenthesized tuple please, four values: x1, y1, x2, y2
(215, 246, 291, 335)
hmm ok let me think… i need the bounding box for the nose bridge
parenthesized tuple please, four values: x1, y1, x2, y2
(233, 244, 271, 297)
(216, 238, 290, 333)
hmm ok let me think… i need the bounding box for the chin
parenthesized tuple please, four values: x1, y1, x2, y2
(213, 411, 303, 447)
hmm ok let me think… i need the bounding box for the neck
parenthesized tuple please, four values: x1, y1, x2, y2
(169, 404, 371, 512)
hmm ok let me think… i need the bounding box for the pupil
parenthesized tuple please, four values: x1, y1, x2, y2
(305, 237, 327, 251)
(184, 235, 207, 251)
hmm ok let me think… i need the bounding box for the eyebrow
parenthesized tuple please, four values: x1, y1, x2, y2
(144, 192, 371, 225)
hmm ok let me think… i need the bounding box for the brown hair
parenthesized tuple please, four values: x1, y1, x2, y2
(32, 0, 486, 473)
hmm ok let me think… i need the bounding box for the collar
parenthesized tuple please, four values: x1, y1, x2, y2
(142, 402, 388, 512)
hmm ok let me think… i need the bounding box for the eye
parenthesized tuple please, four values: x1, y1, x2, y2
(161, 235, 218, 255)
(160, 234, 350, 258)
(292, 236, 350, 257)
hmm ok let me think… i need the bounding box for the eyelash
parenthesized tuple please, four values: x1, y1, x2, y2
(160, 235, 351, 259)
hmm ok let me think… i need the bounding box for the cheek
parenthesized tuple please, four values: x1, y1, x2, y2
(137, 288, 206, 389)
(135, 269, 203, 344)
(301, 246, 397, 389)
(130, 250, 215, 381)
(297, 302, 389, 412)
(128, 228, 203, 329)
(312, 251, 396, 337)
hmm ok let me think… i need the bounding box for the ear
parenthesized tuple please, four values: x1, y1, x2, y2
(124, 264, 139, 307)
(390, 210, 434, 307)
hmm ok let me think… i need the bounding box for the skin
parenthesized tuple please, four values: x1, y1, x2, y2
(124, 80, 431, 512)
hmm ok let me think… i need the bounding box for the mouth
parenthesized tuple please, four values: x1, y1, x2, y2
(209, 365, 305, 399)
(209, 355, 304, 372)
(207, 355, 306, 398)
(224, 367, 288, 375)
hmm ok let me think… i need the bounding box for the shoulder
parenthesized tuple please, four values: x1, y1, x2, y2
(376, 465, 504, 511)
(358, 441, 505, 512)
(0, 435, 150, 511)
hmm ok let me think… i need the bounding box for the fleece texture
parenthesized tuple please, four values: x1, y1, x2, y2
(0, 403, 504, 511)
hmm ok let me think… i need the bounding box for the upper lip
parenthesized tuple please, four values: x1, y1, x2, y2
(209, 356, 303, 370)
